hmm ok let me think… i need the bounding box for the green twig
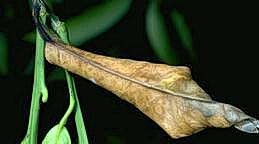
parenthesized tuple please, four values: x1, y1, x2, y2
(73, 79, 89, 144)
(22, 7, 48, 144)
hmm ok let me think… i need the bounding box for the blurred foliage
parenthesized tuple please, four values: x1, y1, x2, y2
(24, 56, 35, 75)
(0, 32, 8, 75)
(23, 0, 132, 46)
(106, 135, 125, 144)
(23, 32, 36, 43)
(146, 1, 179, 65)
(67, 0, 132, 46)
(171, 9, 195, 60)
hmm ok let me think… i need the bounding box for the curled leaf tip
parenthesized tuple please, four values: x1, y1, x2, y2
(235, 118, 259, 134)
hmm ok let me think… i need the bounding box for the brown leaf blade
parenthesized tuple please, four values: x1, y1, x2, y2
(45, 42, 259, 138)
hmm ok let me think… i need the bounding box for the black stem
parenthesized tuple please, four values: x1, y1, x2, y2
(32, 0, 54, 42)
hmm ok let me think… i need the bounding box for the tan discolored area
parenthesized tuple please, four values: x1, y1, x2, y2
(45, 42, 258, 138)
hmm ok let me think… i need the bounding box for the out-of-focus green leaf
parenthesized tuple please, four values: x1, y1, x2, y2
(23, 0, 132, 45)
(0, 32, 8, 75)
(4, 5, 14, 19)
(106, 135, 124, 144)
(47, 67, 66, 82)
(24, 57, 35, 75)
(42, 125, 71, 144)
(23, 32, 36, 43)
(171, 10, 195, 59)
(67, 0, 132, 45)
(146, 1, 179, 65)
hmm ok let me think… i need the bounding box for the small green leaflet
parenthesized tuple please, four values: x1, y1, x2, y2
(42, 125, 71, 144)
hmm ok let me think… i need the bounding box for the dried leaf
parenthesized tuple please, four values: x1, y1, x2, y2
(44, 41, 259, 138)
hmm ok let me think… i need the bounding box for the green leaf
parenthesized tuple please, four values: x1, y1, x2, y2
(42, 125, 71, 144)
(0, 32, 8, 75)
(67, 0, 132, 45)
(171, 10, 195, 59)
(146, 1, 179, 65)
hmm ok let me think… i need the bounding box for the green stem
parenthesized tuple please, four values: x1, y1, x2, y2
(55, 71, 75, 144)
(51, 17, 89, 144)
(22, 7, 48, 144)
(73, 80, 89, 144)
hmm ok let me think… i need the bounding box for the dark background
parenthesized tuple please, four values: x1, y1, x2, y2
(1, 0, 259, 143)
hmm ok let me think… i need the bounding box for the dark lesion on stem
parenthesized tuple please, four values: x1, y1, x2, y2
(32, 0, 63, 43)
(32, 0, 52, 42)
